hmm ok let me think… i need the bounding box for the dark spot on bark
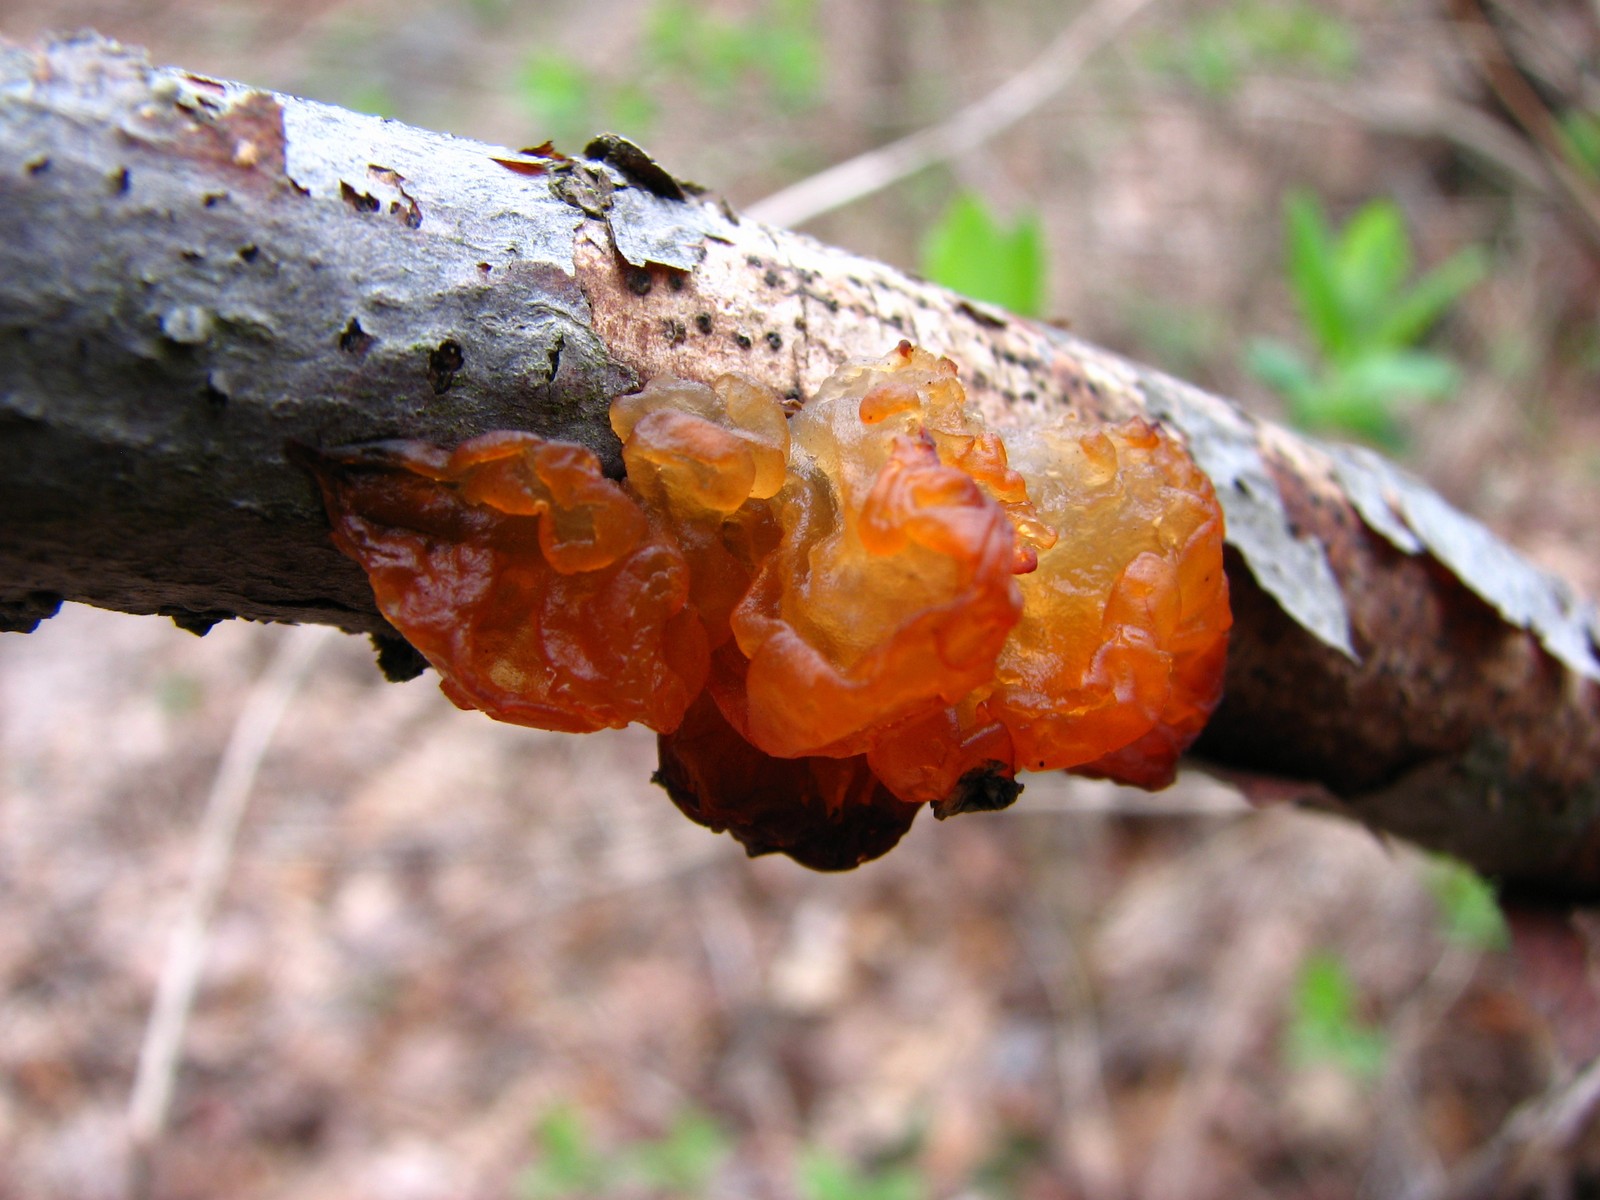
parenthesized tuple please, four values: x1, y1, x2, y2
(583, 134, 691, 200)
(388, 198, 423, 229)
(202, 191, 227, 207)
(478, 262, 492, 274)
(170, 611, 224, 636)
(765, 331, 782, 351)
(763, 269, 781, 288)
(339, 318, 375, 356)
(24, 155, 49, 176)
(932, 764, 1023, 818)
(746, 255, 764, 269)
(428, 339, 464, 394)
(793, 317, 807, 332)
(886, 314, 904, 330)
(625, 266, 653, 296)
(371, 631, 429, 682)
(0, 590, 63, 633)
(546, 334, 563, 381)
(202, 374, 229, 409)
(735, 333, 753, 349)
(667, 271, 686, 292)
(180, 249, 205, 263)
(695, 313, 713, 335)
(664, 319, 688, 346)
(339, 181, 380, 213)
(237, 244, 259, 263)
(956, 300, 1006, 329)
(110, 167, 131, 194)
(784, 388, 801, 403)
(824, 297, 840, 314)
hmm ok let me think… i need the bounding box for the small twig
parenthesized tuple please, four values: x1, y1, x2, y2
(1024, 914, 1128, 1200)
(1449, 0, 1600, 252)
(1245, 78, 1551, 196)
(1411, 1051, 1600, 1200)
(125, 623, 333, 1194)
(744, 0, 1163, 229)
(1363, 940, 1487, 1198)
(1140, 917, 1301, 1200)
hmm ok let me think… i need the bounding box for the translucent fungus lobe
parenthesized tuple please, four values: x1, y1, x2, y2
(304, 344, 1232, 870)
(729, 347, 1030, 760)
(300, 432, 707, 734)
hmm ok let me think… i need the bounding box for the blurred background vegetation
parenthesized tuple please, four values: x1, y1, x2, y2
(2, 0, 1599, 1196)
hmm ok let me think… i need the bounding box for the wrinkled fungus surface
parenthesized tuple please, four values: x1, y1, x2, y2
(305, 344, 1231, 868)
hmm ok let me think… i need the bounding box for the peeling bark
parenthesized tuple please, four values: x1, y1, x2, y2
(5, 35, 1600, 896)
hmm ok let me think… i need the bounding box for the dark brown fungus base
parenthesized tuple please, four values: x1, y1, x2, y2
(655, 696, 922, 871)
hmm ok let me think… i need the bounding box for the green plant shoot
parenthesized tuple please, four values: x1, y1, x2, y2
(1285, 950, 1389, 1081)
(1422, 855, 1509, 951)
(518, 1106, 731, 1199)
(1143, 0, 1358, 97)
(1247, 191, 1486, 447)
(797, 1148, 926, 1200)
(921, 192, 1047, 319)
(519, 1107, 610, 1200)
(1558, 108, 1600, 181)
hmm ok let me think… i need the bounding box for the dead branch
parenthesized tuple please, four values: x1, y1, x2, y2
(5, 35, 1600, 896)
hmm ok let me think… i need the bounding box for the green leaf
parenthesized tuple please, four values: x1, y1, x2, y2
(645, 0, 700, 69)
(755, 26, 823, 109)
(1282, 351, 1455, 447)
(625, 1110, 732, 1193)
(1284, 192, 1352, 358)
(517, 55, 595, 149)
(519, 1107, 610, 1200)
(1423, 856, 1509, 950)
(797, 1149, 924, 1200)
(1334, 200, 1410, 336)
(921, 192, 1047, 318)
(1557, 108, 1600, 180)
(1286, 951, 1389, 1081)
(606, 83, 659, 142)
(1245, 337, 1314, 405)
(1279, 368, 1394, 446)
(1241, 0, 1359, 75)
(1342, 349, 1459, 401)
(1141, 0, 1358, 98)
(1376, 245, 1487, 349)
(1185, 28, 1242, 96)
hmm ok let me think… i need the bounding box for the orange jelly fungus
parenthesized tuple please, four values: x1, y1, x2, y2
(300, 433, 707, 734)
(304, 344, 1231, 868)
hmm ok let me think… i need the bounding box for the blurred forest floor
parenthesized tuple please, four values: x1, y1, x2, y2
(2, 0, 1599, 1197)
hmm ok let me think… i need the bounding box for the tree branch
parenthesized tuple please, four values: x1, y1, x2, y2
(6, 35, 1600, 896)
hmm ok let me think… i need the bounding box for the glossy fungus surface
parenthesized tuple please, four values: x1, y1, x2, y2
(305, 344, 1231, 868)
(301, 433, 707, 734)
